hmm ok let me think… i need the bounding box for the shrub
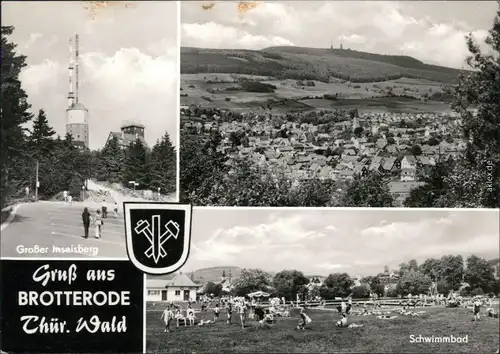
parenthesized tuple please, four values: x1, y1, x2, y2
(351, 285, 370, 299)
(240, 81, 276, 93)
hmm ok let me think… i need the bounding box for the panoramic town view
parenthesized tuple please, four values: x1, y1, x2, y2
(180, 1, 499, 207)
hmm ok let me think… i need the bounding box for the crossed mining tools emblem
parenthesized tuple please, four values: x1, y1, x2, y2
(134, 216, 180, 264)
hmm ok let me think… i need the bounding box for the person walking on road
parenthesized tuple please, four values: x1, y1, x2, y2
(113, 202, 119, 218)
(92, 209, 103, 239)
(101, 199, 108, 218)
(81, 207, 90, 239)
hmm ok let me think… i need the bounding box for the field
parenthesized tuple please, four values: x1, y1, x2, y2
(146, 304, 499, 353)
(180, 73, 452, 114)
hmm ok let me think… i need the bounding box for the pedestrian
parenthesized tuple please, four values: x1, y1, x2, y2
(67, 195, 73, 205)
(113, 202, 118, 218)
(186, 304, 195, 326)
(92, 209, 103, 239)
(238, 302, 247, 329)
(213, 303, 220, 322)
(81, 207, 90, 239)
(297, 306, 310, 330)
(63, 190, 68, 202)
(341, 299, 347, 314)
(473, 298, 481, 322)
(161, 305, 174, 333)
(101, 199, 107, 218)
(226, 301, 233, 324)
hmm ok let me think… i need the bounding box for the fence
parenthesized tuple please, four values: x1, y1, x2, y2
(146, 295, 497, 311)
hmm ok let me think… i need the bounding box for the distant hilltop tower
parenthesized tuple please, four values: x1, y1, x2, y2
(120, 123, 145, 146)
(66, 34, 89, 149)
(106, 121, 146, 149)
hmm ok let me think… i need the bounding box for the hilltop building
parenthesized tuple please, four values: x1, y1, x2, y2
(105, 122, 147, 149)
(66, 34, 89, 149)
(330, 38, 344, 51)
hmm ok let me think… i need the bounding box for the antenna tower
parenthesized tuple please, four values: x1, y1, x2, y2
(75, 34, 80, 104)
(68, 36, 75, 108)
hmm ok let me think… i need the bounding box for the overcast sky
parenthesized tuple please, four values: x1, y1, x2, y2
(183, 209, 500, 277)
(181, 1, 497, 69)
(3, 1, 178, 149)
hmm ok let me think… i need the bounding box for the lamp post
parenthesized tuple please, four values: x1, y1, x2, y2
(81, 185, 85, 201)
(35, 160, 39, 202)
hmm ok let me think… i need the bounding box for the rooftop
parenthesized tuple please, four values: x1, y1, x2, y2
(67, 103, 88, 111)
(121, 121, 145, 129)
(147, 273, 199, 289)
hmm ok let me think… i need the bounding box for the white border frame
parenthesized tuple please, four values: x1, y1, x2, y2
(142, 273, 147, 354)
(191, 206, 498, 212)
(123, 202, 192, 275)
(175, 0, 181, 204)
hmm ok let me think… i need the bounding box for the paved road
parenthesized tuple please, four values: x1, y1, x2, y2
(1, 201, 127, 258)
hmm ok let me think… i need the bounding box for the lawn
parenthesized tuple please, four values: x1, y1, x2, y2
(146, 305, 499, 353)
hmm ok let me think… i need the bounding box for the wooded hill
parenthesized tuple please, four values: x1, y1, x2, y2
(181, 46, 465, 84)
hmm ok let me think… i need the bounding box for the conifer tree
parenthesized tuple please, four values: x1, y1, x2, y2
(99, 136, 124, 183)
(122, 139, 149, 189)
(149, 132, 176, 194)
(1, 26, 33, 206)
(29, 109, 55, 159)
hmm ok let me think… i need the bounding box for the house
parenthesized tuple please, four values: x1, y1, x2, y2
(341, 155, 359, 163)
(386, 145, 398, 154)
(417, 155, 436, 166)
(339, 169, 354, 180)
(369, 156, 383, 171)
(401, 168, 416, 182)
(401, 155, 417, 169)
(277, 146, 294, 155)
(318, 165, 333, 180)
(381, 157, 396, 173)
(146, 273, 199, 302)
(378, 271, 400, 284)
(376, 139, 387, 150)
